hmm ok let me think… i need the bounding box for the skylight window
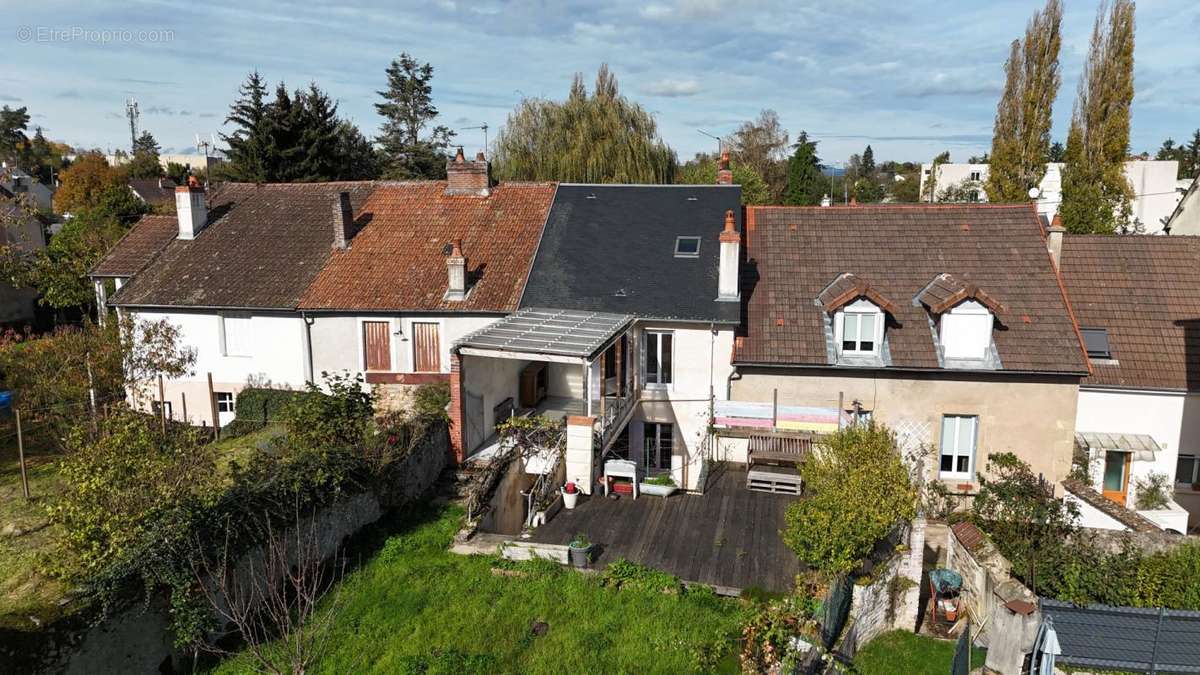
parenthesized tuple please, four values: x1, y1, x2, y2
(1081, 327, 1111, 360)
(674, 236, 701, 258)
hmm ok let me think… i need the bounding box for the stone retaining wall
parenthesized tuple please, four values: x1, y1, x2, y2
(839, 516, 926, 657)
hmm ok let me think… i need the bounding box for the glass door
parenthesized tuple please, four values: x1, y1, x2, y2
(643, 422, 673, 472)
(1102, 451, 1130, 505)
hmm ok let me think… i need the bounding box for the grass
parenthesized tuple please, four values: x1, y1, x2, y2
(852, 630, 986, 675)
(213, 506, 749, 675)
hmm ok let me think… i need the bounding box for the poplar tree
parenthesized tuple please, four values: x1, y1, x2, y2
(987, 0, 1062, 203)
(1061, 0, 1136, 234)
(492, 65, 676, 183)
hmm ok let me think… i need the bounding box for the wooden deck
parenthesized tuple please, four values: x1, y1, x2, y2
(527, 465, 802, 593)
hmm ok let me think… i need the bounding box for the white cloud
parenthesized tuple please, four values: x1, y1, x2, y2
(640, 78, 702, 97)
(436, 0, 456, 10)
(640, 4, 672, 19)
(640, 0, 721, 20)
(573, 22, 620, 39)
(770, 50, 816, 68)
(835, 61, 902, 76)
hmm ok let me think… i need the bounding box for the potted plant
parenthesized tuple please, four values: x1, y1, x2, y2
(568, 532, 592, 567)
(561, 481, 580, 510)
(639, 474, 678, 497)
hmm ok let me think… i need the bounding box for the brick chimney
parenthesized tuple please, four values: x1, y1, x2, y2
(716, 149, 733, 185)
(332, 191, 354, 250)
(445, 147, 491, 197)
(717, 209, 740, 301)
(175, 185, 207, 240)
(445, 239, 467, 301)
(1047, 213, 1065, 268)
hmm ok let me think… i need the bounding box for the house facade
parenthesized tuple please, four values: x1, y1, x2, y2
(727, 204, 1089, 493)
(1060, 234, 1200, 533)
(1165, 174, 1200, 236)
(919, 161, 1183, 233)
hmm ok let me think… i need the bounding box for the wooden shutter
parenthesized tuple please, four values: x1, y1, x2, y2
(363, 321, 391, 371)
(412, 322, 441, 372)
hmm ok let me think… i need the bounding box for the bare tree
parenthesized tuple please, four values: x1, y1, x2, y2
(193, 500, 345, 675)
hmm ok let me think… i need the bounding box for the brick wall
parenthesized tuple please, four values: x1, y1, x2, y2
(448, 353, 464, 464)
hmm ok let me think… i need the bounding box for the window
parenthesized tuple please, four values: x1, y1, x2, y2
(645, 330, 673, 386)
(674, 236, 701, 258)
(846, 409, 873, 426)
(362, 321, 392, 371)
(939, 300, 994, 360)
(968, 189, 980, 203)
(1177, 454, 1199, 486)
(221, 315, 253, 357)
(644, 422, 673, 471)
(216, 392, 235, 414)
(837, 300, 883, 356)
(939, 415, 978, 478)
(151, 400, 173, 420)
(1081, 327, 1111, 360)
(412, 322, 441, 372)
(969, 171, 982, 182)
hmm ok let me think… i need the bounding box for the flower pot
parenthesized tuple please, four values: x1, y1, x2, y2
(562, 488, 579, 510)
(639, 483, 678, 497)
(568, 544, 592, 567)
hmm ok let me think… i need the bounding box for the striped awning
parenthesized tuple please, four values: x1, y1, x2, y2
(1075, 432, 1161, 462)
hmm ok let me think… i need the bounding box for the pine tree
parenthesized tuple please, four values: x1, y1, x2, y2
(221, 71, 272, 183)
(783, 131, 823, 205)
(126, 131, 163, 179)
(375, 53, 454, 180)
(988, 0, 1062, 203)
(1061, 0, 1136, 234)
(860, 145, 875, 176)
(1047, 141, 1065, 162)
(0, 105, 30, 160)
(291, 84, 342, 182)
(1185, 129, 1200, 179)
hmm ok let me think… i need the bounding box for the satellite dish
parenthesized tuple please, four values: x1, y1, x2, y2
(1028, 187, 1042, 199)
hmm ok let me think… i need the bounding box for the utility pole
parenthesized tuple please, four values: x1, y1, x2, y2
(125, 99, 140, 152)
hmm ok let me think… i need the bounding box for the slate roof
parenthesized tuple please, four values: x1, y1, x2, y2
(1060, 235, 1200, 391)
(519, 184, 742, 324)
(110, 182, 378, 309)
(735, 204, 1089, 374)
(300, 181, 555, 313)
(91, 215, 177, 278)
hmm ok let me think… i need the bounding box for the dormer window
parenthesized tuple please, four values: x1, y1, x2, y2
(939, 300, 994, 360)
(836, 299, 884, 356)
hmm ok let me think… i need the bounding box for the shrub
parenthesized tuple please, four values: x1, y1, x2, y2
(782, 423, 917, 579)
(1134, 472, 1172, 510)
(222, 387, 313, 438)
(282, 372, 374, 452)
(412, 383, 450, 421)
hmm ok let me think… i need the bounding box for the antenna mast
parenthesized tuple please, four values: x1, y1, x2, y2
(459, 124, 489, 155)
(125, 99, 140, 152)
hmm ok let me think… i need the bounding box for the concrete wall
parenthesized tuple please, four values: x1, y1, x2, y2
(840, 518, 925, 657)
(1168, 179, 1200, 235)
(732, 368, 1080, 490)
(920, 161, 1182, 232)
(129, 309, 309, 426)
(459, 353, 526, 454)
(1077, 387, 1200, 528)
(309, 313, 499, 377)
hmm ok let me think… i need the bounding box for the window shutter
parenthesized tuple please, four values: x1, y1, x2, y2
(363, 321, 392, 371)
(412, 322, 441, 373)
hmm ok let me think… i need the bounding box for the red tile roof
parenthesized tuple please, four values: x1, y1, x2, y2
(90, 214, 178, 278)
(1060, 235, 1200, 391)
(736, 204, 1089, 374)
(299, 181, 556, 312)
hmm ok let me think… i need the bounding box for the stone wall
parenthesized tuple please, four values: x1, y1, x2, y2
(945, 521, 1039, 675)
(839, 517, 926, 657)
(2, 423, 449, 675)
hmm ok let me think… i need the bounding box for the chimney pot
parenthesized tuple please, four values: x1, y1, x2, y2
(716, 150, 733, 185)
(175, 185, 207, 240)
(1047, 215, 1066, 268)
(332, 191, 354, 250)
(445, 239, 467, 301)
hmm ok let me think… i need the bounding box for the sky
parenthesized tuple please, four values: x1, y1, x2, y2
(4, 0, 1199, 166)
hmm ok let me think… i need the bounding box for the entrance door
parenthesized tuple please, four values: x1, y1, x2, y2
(1102, 451, 1131, 505)
(643, 422, 673, 472)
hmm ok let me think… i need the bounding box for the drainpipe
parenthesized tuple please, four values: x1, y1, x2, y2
(301, 311, 315, 385)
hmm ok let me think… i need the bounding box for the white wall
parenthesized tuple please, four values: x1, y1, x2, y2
(130, 309, 309, 426)
(310, 314, 499, 378)
(919, 161, 1182, 233)
(1076, 387, 1200, 527)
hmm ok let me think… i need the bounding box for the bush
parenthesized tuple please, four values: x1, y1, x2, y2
(223, 386, 313, 437)
(281, 372, 374, 451)
(412, 383, 450, 421)
(782, 423, 917, 579)
(1134, 472, 1172, 510)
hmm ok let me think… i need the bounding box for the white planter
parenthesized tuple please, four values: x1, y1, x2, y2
(639, 483, 678, 497)
(561, 488, 580, 509)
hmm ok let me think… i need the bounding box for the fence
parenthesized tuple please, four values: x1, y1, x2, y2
(1040, 599, 1200, 673)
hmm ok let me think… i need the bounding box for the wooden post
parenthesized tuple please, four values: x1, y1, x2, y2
(837, 391, 845, 429)
(207, 372, 219, 440)
(599, 349, 607, 421)
(180, 392, 188, 426)
(772, 388, 778, 429)
(158, 374, 167, 434)
(15, 409, 29, 499)
(85, 353, 97, 422)
(615, 336, 624, 398)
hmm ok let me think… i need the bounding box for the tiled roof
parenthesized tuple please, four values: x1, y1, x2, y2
(1059, 235, 1200, 391)
(111, 182, 378, 309)
(735, 204, 1088, 374)
(299, 181, 555, 312)
(91, 215, 177, 278)
(817, 273, 900, 314)
(127, 178, 177, 206)
(1061, 478, 1160, 533)
(915, 273, 1006, 316)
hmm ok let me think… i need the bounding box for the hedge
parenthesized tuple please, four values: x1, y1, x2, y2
(220, 387, 314, 438)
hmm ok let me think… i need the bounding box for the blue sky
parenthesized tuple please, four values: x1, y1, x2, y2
(5, 0, 1199, 165)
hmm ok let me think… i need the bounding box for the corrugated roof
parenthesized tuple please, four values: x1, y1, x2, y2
(1041, 599, 1200, 672)
(456, 307, 631, 359)
(1074, 431, 1161, 454)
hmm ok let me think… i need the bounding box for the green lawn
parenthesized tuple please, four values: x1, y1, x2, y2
(213, 506, 748, 675)
(852, 630, 986, 675)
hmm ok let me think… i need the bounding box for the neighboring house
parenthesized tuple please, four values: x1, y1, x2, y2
(0, 163, 55, 212)
(0, 187, 48, 324)
(127, 177, 178, 208)
(93, 151, 556, 429)
(104, 152, 226, 175)
(919, 161, 1183, 233)
(1059, 234, 1200, 533)
(450, 181, 742, 489)
(727, 204, 1090, 494)
(1165, 174, 1200, 235)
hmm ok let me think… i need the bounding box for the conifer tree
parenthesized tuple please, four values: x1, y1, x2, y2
(1061, 0, 1135, 234)
(784, 131, 823, 205)
(375, 53, 454, 180)
(221, 71, 272, 183)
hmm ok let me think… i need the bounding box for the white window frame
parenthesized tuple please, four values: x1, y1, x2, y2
(643, 329, 674, 388)
(643, 422, 674, 472)
(939, 414, 978, 480)
(219, 314, 253, 357)
(969, 170, 982, 182)
(216, 392, 235, 414)
(674, 236, 701, 258)
(1177, 453, 1199, 486)
(939, 300, 994, 360)
(834, 299, 884, 357)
